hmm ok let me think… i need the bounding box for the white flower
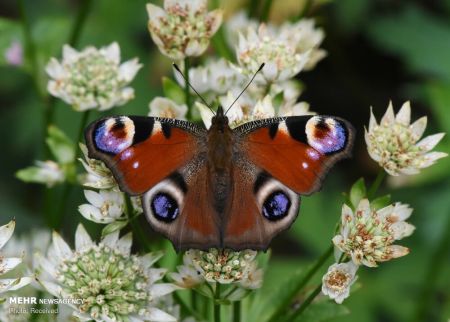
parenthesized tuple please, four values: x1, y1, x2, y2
(46, 42, 142, 111)
(279, 101, 315, 117)
(170, 254, 204, 289)
(146, 0, 223, 60)
(277, 19, 326, 70)
(37, 225, 178, 322)
(333, 199, 415, 267)
(225, 11, 258, 46)
(4, 40, 23, 66)
(0, 220, 32, 294)
(322, 262, 358, 304)
(174, 58, 244, 96)
(78, 190, 125, 224)
(182, 248, 263, 288)
(236, 21, 323, 83)
(149, 97, 188, 119)
(78, 144, 117, 190)
(16, 160, 65, 188)
(365, 101, 448, 176)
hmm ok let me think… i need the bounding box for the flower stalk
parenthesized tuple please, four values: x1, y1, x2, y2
(214, 283, 221, 322)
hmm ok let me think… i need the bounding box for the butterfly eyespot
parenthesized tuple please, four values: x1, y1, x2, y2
(94, 116, 135, 154)
(262, 191, 291, 221)
(305, 116, 347, 154)
(151, 192, 179, 222)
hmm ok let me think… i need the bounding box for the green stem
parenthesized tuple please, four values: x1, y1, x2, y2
(297, 0, 313, 19)
(18, 0, 42, 98)
(48, 111, 90, 229)
(290, 284, 322, 320)
(266, 244, 333, 322)
(184, 57, 192, 120)
(214, 284, 221, 322)
(412, 214, 450, 322)
(191, 289, 198, 312)
(248, 0, 259, 18)
(233, 301, 241, 322)
(68, 0, 93, 46)
(211, 27, 235, 62)
(367, 170, 387, 200)
(260, 0, 273, 22)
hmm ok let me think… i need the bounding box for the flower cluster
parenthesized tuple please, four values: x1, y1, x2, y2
(38, 225, 178, 321)
(365, 101, 447, 176)
(0, 220, 31, 295)
(333, 199, 414, 267)
(46, 42, 142, 111)
(171, 248, 263, 293)
(146, 0, 223, 60)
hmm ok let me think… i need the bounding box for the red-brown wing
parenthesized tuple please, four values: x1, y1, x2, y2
(223, 162, 300, 251)
(235, 115, 354, 195)
(141, 164, 221, 251)
(221, 115, 354, 250)
(86, 116, 220, 250)
(85, 116, 205, 195)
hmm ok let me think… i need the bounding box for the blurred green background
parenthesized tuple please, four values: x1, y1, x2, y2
(0, 0, 449, 321)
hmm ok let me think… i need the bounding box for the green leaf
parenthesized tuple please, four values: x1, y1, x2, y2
(162, 77, 185, 105)
(0, 18, 23, 67)
(371, 194, 391, 210)
(250, 268, 309, 322)
(101, 220, 128, 237)
(46, 125, 75, 164)
(294, 301, 350, 322)
(367, 5, 450, 81)
(15, 163, 63, 187)
(349, 178, 366, 209)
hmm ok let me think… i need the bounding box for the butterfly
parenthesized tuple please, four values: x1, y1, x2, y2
(85, 104, 354, 251)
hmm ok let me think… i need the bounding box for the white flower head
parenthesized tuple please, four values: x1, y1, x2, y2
(0, 220, 32, 294)
(174, 58, 245, 96)
(225, 10, 259, 46)
(322, 262, 358, 304)
(179, 248, 263, 288)
(149, 97, 188, 120)
(237, 22, 319, 84)
(46, 42, 142, 111)
(78, 143, 118, 190)
(333, 199, 415, 267)
(16, 160, 65, 188)
(365, 101, 448, 176)
(38, 225, 178, 322)
(146, 0, 223, 60)
(78, 190, 125, 224)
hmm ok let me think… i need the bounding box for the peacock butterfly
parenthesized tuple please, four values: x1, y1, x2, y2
(85, 105, 354, 251)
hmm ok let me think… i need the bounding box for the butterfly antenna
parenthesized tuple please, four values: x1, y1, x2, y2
(225, 63, 265, 115)
(172, 63, 215, 115)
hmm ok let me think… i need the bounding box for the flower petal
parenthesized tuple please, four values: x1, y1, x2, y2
(119, 58, 142, 82)
(75, 224, 93, 252)
(409, 116, 427, 140)
(117, 232, 132, 255)
(0, 220, 15, 250)
(381, 101, 395, 125)
(51, 231, 72, 260)
(395, 101, 411, 125)
(416, 133, 446, 152)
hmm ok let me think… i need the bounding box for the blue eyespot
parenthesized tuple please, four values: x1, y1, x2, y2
(151, 193, 179, 222)
(262, 191, 291, 221)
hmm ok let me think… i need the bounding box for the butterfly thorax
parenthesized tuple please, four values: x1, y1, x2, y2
(207, 108, 234, 213)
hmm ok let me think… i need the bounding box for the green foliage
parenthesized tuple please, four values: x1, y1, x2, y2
(349, 178, 366, 209)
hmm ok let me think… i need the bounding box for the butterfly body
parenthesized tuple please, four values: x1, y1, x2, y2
(85, 107, 354, 251)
